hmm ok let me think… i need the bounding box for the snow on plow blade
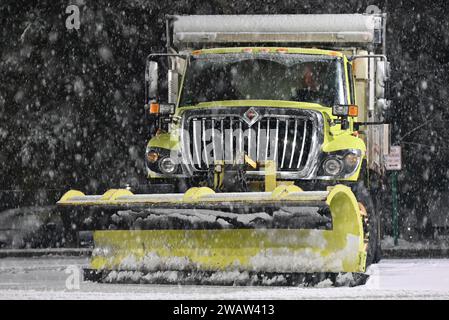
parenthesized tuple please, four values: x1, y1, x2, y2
(57, 184, 367, 286)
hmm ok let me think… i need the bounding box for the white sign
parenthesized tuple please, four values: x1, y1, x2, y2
(385, 146, 402, 171)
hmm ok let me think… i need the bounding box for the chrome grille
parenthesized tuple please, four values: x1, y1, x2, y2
(182, 110, 315, 173)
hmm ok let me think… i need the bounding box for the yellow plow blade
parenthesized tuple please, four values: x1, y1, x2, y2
(58, 184, 366, 278)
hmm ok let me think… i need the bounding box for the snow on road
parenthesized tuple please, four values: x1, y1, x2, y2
(0, 257, 448, 299)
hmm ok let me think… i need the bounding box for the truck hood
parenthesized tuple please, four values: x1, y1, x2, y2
(176, 100, 332, 117)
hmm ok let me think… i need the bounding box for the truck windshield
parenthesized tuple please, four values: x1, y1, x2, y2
(180, 53, 346, 107)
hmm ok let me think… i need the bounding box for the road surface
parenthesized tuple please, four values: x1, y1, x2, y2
(0, 257, 449, 299)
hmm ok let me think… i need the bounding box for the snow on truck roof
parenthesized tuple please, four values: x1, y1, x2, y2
(172, 14, 383, 46)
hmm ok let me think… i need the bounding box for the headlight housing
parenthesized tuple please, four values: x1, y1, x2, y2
(318, 149, 362, 179)
(145, 147, 181, 175)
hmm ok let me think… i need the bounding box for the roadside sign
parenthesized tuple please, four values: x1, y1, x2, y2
(385, 145, 402, 171)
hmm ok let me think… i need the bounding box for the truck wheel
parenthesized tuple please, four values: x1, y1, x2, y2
(352, 182, 381, 267)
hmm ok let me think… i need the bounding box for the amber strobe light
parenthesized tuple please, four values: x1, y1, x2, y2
(348, 105, 358, 117)
(149, 102, 160, 114)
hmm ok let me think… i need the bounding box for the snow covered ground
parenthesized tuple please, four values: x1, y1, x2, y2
(0, 257, 448, 299)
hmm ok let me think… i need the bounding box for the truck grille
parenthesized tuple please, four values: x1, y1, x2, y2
(181, 108, 319, 175)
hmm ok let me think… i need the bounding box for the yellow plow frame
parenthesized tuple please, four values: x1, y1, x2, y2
(57, 184, 366, 278)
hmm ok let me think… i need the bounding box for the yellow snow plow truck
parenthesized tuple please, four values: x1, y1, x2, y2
(57, 13, 391, 286)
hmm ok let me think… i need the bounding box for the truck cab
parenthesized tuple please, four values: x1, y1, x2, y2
(144, 14, 390, 193)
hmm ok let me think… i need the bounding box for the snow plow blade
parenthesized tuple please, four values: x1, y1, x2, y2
(57, 184, 367, 286)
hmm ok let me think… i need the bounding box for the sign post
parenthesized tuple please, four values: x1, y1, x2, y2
(385, 146, 402, 246)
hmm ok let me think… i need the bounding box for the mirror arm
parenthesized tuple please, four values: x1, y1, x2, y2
(348, 54, 387, 62)
(146, 53, 189, 62)
(354, 121, 388, 131)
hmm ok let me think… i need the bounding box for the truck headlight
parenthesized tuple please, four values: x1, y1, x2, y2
(159, 157, 178, 174)
(146, 147, 181, 175)
(323, 158, 343, 176)
(318, 149, 362, 178)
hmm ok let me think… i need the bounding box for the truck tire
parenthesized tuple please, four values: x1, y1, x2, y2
(352, 182, 381, 267)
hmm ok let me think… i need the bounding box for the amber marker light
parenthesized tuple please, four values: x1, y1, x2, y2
(149, 102, 160, 114)
(146, 151, 159, 163)
(348, 105, 358, 117)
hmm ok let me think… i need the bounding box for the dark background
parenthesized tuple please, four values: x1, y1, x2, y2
(1, 0, 448, 241)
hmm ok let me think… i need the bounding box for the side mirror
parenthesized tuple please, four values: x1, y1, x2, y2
(377, 98, 391, 111)
(376, 59, 390, 99)
(332, 104, 359, 130)
(332, 104, 359, 117)
(167, 69, 179, 105)
(146, 61, 158, 101)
